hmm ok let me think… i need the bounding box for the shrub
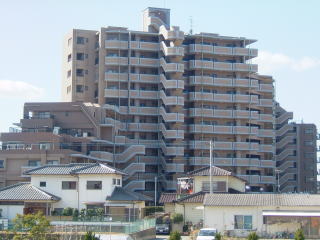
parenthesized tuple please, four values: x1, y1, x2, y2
(247, 232, 259, 240)
(145, 206, 164, 216)
(171, 213, 183, 224)
(215, 232, 222, 240)
(80, 209, 86, 221)
(72, 209, 79, 220)
(294, 229, 305, 240)
(62, 207, 73, 216)
(168, 231, 181, 240)
(84, 231, 100, 240)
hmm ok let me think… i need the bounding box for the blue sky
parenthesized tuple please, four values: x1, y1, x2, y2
(0, 0, 319, 132)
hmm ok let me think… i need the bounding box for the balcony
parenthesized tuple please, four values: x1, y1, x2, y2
(160, 58, 184, 73)
(189, 124, 258, 135)
(20, 118, 54, 129)
(160, 123, 184, 139)
(188, 92, 259, 104)
(160, 42, 184, 56)
(160, 74, 184, 89)
(130, 57, 159, 67)
(259, 114, 274, 122)
(160, 140, 184, 156)
(189, 60, 258, 72)
(188, 108, 259, 120)
(259, 98, 274, 107)
(159, 107, 184, 122)
(237, 175, 276, 184)
(105, 57, 128, 65)
(104, 73, 160, 84)
(130, 41, 159, 51)
(259, 83, 274, 92)
(189, 44, 258, 57)
(189, 76, 259, 88)
(160, 90, 184, 106)
(104, 89, 158, 99)
(258, 129, 274, 138)
(159, 25, 184, 40)
(188, 141, 259, 151)
(259, 144, 274, 153)
(105, 40, 128, 49)
(165, 163, 185, 173)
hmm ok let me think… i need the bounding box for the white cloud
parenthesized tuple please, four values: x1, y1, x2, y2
(0, 80, 44, 100)
(253, 51, 320, 74)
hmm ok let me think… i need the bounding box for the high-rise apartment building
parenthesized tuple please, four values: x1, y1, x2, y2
(275, 103, 317, 193)
(60, 7, 276, 193)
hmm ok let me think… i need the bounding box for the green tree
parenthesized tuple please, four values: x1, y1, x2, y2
(168, 231, 181, 240)
(84, 231, 100, 240)
(80, 209, 86, 221)
(62, 207, 73, 216)
(12, 212, 51, 240)
(247, 232, 259, 240)
(72, 209, 79, 221)
(215, 232, 223, 240)
(170, 213, 183, 224)
(294, 229, 305, 240)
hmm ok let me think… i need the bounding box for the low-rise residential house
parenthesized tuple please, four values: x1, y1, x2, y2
(159, 166, 246, 225)
(0, 163, 151, 221)
(203, 193, 320, 238)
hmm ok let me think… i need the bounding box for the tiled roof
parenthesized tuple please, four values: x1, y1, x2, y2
(175, 192, 205, 203)
(159, 193, 178, 203)
(204, 194, 320, 206)
(106, 187, 152, 201)
(188, 166, 232, 176)
(0, 183, 60, 201)
(24, 163, 126, 176)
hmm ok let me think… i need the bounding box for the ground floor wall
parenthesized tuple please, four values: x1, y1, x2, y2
(0, 205, 24, 220)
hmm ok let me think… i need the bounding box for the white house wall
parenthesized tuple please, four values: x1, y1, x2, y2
(0, 205, 24, 220)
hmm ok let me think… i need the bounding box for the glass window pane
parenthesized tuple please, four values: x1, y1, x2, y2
(244, 215, 252, 229)
(234, 215, 243, 229)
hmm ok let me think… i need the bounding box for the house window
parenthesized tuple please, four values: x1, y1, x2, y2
(62, 181, 77, 190)
(67, 54, 72, 62)
(28, 160, 40, 167)
(76, 37, 85, 44)
(112, 179, 121, 186)
(76, 85, 84, 93)
(47, 160, 58, 165)
(117, 179, 121, 186)
(76, 53, 84, 60)
(234, 215, 252, 230)
(202, 181, 226, 192)
(40, 182, 46, 187)
(0, 160, 4, 168)
(76, 69, 84, 77)
(87, 181, 102, 190)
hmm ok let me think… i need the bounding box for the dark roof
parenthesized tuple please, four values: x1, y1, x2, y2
(0, 183, 60, 201)
(159, 193, 178, 203)
(175, 192, 206, 203)
(204, 194, 320, 206)
(106, 187, 152, 201)
(24, 163, 126, 176)
(187, 166, 246, 182)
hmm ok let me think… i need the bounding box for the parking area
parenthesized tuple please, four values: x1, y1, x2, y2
(156, 235, 190, 240)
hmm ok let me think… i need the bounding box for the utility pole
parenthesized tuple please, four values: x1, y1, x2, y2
(210, 140, 213, 194)
(154, 176, 157, 206)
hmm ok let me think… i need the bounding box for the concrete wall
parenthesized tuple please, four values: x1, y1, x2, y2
(193, 175, 245, 193)
(175, 203, 203, 225)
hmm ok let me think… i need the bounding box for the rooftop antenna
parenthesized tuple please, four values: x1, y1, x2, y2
(189, 16, 193, 35)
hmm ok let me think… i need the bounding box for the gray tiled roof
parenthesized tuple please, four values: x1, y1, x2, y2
(159, 193, 178, 203)
(0, 183, 60, 201)
(204, 193, 320, 206)
(188, 166, 232, 176)
(106, 187, 153, 201)
(175, 192, 205, 203)
(24, 163, 126, 176)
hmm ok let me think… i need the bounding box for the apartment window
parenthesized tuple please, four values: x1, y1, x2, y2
(304, 141, 314, 146)
(40, 182, 46, 187)
(62, 181, 77, 190)
(234, 215, 252, 230)
(67, 54, 72, 62)
(67, 70, 71, 78)
(28, 160, 40, 167)
(39, 143, 50, 150)
(305, 129, 314, 134)
(87, 181, 102, 190)
(76, 69, 84, 77)
(67, 86, 71, 94)
(76, 85, 84, 93)
(76, 37, 85, 44)
(47, 160, 58, 165)
(68, 38, 72, 46)
(76, 53, 84, 60)
(202, 181, 226, 192)
(0, 160, 4, 168)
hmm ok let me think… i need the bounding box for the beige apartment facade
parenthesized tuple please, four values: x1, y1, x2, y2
(58, 7, 277, 193)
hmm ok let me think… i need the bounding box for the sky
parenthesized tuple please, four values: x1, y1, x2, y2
(0, 0, 319, 133)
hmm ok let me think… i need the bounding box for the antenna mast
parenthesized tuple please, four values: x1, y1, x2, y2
(189, 16, 193, 35)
